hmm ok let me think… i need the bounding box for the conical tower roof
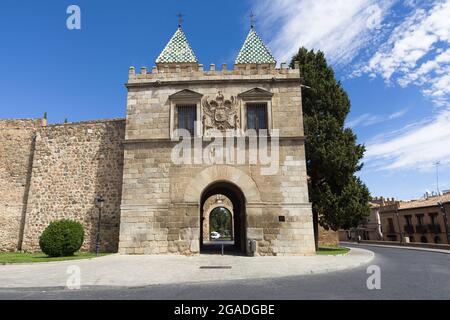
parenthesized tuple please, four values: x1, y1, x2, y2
(235, 27, 276, 65)
(156, 27, 198, 64)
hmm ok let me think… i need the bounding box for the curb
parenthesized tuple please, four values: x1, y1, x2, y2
(342, 242, 450, 255)
(0, 254, 117, 267)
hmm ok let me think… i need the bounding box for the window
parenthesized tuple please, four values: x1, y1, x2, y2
(404, 215, 414, 234)
(429, 213, 438, 225)
(177, 104, 196, 136)
(416, 214, 424, 225)
(169, 89, 202, 140)
(405, 215, 412, 226)
(387, 218, 395, 233)
(246, 103, 268, 131)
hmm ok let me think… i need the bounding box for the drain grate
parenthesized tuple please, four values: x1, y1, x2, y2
(199, 266, 232, 269)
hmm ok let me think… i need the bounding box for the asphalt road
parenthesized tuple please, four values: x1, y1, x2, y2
(1, 244, 449, 300)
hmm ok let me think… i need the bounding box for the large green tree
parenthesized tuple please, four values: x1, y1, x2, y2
(210, 207, 232, 239)
(290, 48, 370, 247)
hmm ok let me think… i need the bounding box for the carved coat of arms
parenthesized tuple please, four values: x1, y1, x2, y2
(202, 91, 240, 133)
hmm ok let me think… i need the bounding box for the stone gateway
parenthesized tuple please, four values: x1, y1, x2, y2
(0, 25, 315, 256)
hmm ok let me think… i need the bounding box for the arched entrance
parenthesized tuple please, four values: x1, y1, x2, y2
(200, 181, 247, 254)
(202, 195, 234, 241)
(209, 207, 234, 241)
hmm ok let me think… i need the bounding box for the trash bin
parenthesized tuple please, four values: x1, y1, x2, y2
(248, 240, 256, 256)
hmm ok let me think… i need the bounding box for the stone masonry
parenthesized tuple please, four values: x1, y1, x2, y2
(118, 63, 316, 256)
(0, 119, 125, 252)
(0, 119, 45, 252)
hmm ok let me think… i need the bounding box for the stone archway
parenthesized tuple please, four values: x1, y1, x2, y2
(184, 166, 261, 203)
(202, 195, 234, 241)
(184, 166, 261, 254)
(200, 181, 247, 254)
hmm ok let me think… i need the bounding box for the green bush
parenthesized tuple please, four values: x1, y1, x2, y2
(39, 219, 85, 257)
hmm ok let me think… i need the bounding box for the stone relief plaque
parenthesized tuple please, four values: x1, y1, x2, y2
(202, 91, 240, 134)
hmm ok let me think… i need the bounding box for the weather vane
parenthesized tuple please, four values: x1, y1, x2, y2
(177, 13, 184, 27)
(250, 12, 255, 28)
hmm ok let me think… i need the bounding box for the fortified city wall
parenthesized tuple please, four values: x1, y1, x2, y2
(0, 118, 125, 252)
(0, 119, 45, 251)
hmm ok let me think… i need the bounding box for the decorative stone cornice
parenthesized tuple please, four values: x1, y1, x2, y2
(122, 136, 306, 145)
(126, 77, 301, 89)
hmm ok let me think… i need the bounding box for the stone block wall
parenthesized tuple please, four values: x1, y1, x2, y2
(318, 226, 340, 247)
(21, 119, 125, 252)
(120, 65, 315, 256)
(119, 139, 315, 256)
(0, 119, 45, 251)
(126, 77, 304, 140)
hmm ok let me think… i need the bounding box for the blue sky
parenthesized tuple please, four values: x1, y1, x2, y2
(0, 0, 449, 200)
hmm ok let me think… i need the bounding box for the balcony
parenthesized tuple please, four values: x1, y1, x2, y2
(415, 225, 427, 234)
(428, 224, 441, 234)
(404, 225, 415, 234)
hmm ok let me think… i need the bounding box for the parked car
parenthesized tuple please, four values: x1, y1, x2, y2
(210, 231, 221, 240)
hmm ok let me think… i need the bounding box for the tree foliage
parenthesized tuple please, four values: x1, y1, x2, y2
(209, 207, 232, 238)
(290, 48, 371, 237)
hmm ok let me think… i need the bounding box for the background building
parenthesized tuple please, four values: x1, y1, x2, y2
(380, 193, 450, 244)
(340, 193, 450, 245)
(339, 200, 383, 241)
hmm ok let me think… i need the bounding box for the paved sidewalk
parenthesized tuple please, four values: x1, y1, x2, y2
(0, 248, 374, 289)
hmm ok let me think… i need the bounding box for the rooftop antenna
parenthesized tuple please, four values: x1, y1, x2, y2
(434, 161, 441, 195)
(177, 13, 184, 28)
(249, 12, 255, 29)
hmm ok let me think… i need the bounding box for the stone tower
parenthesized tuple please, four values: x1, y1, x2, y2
(118, 25, 315, 256)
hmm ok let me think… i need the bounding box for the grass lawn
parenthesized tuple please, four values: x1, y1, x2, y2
(317, 246, 350, 255)
(0, 252, 110, 264)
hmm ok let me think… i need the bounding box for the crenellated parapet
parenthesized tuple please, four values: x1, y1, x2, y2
(127, 62, 301, 84)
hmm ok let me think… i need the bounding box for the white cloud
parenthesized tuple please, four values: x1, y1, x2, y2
(346, 109, 407, 128)
(253, 0, 396, 65)
(359, 0, 450, 105)
(365, 110, 450, 170)
(355, 0, 450, 171)
(388, 109, 408, 120)
(398, 48, 450, 87)
(254, 0, 450, 172)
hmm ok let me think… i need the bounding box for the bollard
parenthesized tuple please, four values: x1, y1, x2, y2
(248, 240, 256, 257)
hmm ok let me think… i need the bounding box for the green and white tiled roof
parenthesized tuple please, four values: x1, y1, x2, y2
(235, 27, 276, 65)
(156, 27, 198, 64)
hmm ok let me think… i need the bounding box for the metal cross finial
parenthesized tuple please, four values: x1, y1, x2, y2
(177, 13, 184, 27)
(250, 12, 255, 28)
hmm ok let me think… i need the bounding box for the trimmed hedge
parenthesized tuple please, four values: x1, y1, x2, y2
(39, 220, 85, 257)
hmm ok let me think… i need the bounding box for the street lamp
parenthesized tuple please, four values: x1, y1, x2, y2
(438, 202, 450, 244)
(95, 196, 105, 256)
